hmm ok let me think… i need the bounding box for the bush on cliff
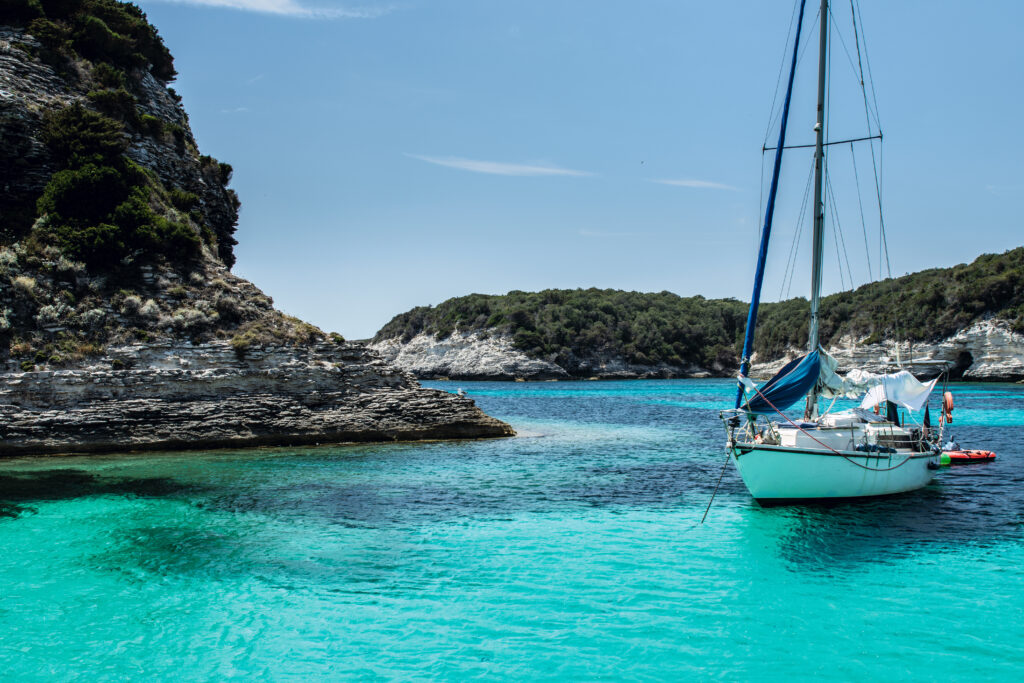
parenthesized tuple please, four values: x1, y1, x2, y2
(40, 102, 126, 166)
(34, 104, 199, 267)
(15, 0, 177, 82)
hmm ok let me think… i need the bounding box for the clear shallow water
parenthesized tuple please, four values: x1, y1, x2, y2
(1, 380, 1022, 680)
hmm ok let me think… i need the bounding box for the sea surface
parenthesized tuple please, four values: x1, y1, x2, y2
(1, 379, 1021, 680)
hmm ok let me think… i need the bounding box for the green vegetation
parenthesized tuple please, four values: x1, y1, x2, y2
(33, 103, 199, 267)
(230, 315, 323, 357)
(11, 0, 176, 81)
(377, 289, 747, 372)
(2, 0, 239, 264)
(754, 248, 1024, 358)
(375, 248, 1024, 372)
(86, 87, 138, 124)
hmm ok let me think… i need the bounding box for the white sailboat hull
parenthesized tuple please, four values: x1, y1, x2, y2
(731, 443, 938, 502)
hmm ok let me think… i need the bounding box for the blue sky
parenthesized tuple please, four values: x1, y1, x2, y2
(137, 0, 1024, 339)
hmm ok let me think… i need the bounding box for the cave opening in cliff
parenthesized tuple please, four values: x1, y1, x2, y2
(950, 351, 974, 380)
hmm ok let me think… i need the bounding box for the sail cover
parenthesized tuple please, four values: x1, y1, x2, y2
(739, 351, 821, 414)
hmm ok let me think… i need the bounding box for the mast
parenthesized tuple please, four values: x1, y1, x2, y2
(805, 0, 828, 419)
(734, 0, 809, 409)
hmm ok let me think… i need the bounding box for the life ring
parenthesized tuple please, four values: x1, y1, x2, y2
(943, 391, 954, 424)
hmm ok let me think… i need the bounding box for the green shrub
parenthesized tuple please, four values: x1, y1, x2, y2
(39, 174, 198, 266)
(230, 331, 254, 357)
(26, 17, 68, 51)
(86, 87, 138, 124)
(217, 162, 233, 186)
(138, 113, 163, 136)
(24, 0, 176, 81)
(37, 163, 131, 224)
(91, 61, 126, 88)
(168, 188, 199, 211)
(40, 103, 125, 167)
(73, 15, 136, 67)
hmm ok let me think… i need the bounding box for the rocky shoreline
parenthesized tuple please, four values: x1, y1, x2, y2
(371, 320, 1024, 383)
(0, 341, 514, 457)
(0, 14, 516, 457)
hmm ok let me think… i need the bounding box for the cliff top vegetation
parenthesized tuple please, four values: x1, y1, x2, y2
(375, 248, 1024, 371)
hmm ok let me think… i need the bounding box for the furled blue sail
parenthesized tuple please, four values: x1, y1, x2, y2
(741, 351, 821, 414)
(734, 0, 809, 409)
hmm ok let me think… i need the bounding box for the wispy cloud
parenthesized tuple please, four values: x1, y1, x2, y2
(407, 154, 593, 177)
(221, 106, 250, 113)
(653, 178, 738, 191)
(152, 0, 394, 19)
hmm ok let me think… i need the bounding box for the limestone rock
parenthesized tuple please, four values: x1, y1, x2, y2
(371, 332, 568, 380)
(0, 341, 514, 456)
(750, 319, 1024, 381)
(370, 331, 711, 380)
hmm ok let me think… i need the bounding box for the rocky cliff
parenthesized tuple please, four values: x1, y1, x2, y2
(751, 319, 1024, 382)
(370, 331, 711, 380)
(374, 319, 1024, 382)
(0, 1, 513, 454)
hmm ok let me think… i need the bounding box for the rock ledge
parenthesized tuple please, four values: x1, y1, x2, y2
(0, 341, 514, 456)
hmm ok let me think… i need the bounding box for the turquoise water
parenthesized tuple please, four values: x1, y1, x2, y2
(1, 380, 1022, 680)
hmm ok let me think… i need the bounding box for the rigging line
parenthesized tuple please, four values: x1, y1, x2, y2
(765, 6, 821, 144)
(852, 0, 882, 130)
(850, 142, 873, 281)
(823, 19, 840, 296)
(700, 449, 733, 525)
(780, 158, 816, 300)
(849, 0, 891, 279)
(880, 140, 890, 276)
(763, 0, 803, 148)
(763, 133, 881, 152)
(874, 139, 891, 278)
(780, 161, 814, 300)
(759, 152, 767, 246)
(823, 165, 856, 288)
(783, 218, 804, 300)
(826, 167, 856, 289)
(849, 0, 880, 133)
(827, 4, 863, 85)
(826, 176, 847, 290)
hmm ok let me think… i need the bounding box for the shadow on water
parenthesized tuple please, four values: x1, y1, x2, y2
(190, 445, 752, 529)
(92, 523, 264, 583)
(0, 469, 196, 518)
(750, 466, 1024, 571)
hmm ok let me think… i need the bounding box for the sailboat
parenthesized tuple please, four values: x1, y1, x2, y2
(721, 0, 944, 502)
